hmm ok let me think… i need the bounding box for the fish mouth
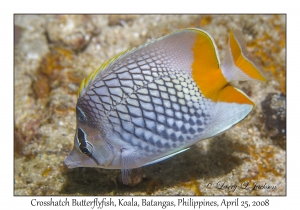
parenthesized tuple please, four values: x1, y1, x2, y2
(64, 154, 81, 168)
(64, 150, 103, 168)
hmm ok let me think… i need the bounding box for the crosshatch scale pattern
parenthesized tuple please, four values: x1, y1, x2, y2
(78, 33, 215, 156)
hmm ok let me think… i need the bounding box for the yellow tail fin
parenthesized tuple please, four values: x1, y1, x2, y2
(221, 28, 266, 82)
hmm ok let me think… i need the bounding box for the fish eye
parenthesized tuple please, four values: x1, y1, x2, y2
(76, 107, 86, 122)
(77, 128, 93, 156)
(80, 142, 93, 155)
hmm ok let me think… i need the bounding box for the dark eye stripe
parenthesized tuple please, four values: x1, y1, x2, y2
(77, 128, 86, 145)
(77, 128, 92, 155)
(76, 128, 100, 166)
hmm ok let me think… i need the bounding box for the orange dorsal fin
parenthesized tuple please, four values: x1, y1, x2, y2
(191, 30, 227, 102)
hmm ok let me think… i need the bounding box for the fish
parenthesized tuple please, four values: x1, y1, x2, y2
(64, 28, 266, 184)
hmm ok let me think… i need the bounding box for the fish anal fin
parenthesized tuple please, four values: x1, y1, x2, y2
(143, 148, 190, 167)
(218, 84, 255, 106)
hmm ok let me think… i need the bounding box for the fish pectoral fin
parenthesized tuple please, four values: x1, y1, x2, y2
(143, 148, 190, 166)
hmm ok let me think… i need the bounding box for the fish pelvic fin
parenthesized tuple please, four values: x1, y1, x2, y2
(120, 146, 140, 185)
(121, 168, 131, 185)
(221, 27, 266, 82)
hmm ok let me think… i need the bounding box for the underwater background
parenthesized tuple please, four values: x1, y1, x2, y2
(14, 14, 286, 195)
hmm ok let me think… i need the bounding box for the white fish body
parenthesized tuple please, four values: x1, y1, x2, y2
(65, 28, 265, 184)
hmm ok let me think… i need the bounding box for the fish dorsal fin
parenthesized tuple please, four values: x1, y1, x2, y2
(78, 28, 222, 99)
(77, 29, 196, 98)
(77, 48, 134, 97)
(190, 29, 227, 102)
(142, 148, 190, 166)
(191, 29, 221, 72)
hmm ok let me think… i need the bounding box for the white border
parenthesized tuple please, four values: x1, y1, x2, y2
(4, 0, 294, 209)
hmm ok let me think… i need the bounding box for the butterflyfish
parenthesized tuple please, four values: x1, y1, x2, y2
(64, 28, 266, 184)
